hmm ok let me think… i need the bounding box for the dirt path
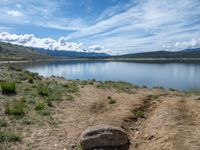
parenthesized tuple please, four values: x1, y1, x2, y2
(131, 94, 200, 150)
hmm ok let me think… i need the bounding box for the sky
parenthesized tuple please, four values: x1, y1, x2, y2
(0, 0, 200, 54)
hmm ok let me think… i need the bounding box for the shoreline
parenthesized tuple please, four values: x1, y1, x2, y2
(1, 57, 200, 64)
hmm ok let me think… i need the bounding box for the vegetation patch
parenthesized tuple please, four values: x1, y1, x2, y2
(39, 109, 50, 116)
(35, 101, 45, 110)
(38, 86, 49, 96)
(97, 81, 138, 93)
(169, 88, 176, 91)
(0, 131, 21, 142)
(1, 81, 16, 95)
(135, 110, 145, 118)
(184, 88, 200, 96)
(5, 100, 25, 116)
(22, 117, 35, 125)
(154, 86, 164, 90)
(107, 96, 116, 104)
(147, 95, 159, 101)
(0, 119, 8, 127)
(63, 82, 79, 93)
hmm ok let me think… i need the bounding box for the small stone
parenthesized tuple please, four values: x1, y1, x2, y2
(80, 125, 129, 150)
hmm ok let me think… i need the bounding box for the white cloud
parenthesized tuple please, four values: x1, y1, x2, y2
(88, 45, 104, 51)
(0, 0, 86, 31)
(0, 0, 200, 53)
(162, 39, 200, 51)
(7, 10, 22, 17)
(66, 0, 200, 53)
(175, 39, 200, 50)
(16, 4, 21, 8)
(0, 32, 111, 53)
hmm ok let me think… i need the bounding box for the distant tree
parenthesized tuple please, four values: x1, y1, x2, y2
(0, 46, 2, 52)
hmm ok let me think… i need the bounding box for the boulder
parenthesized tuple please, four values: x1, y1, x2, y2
(80, 125, 129, 150)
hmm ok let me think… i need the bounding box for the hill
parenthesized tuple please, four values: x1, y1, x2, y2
(34, 48, 110, 58)
(0, 42, 110, 61)
(0, 42, 50, 61)
(115, 48, 200, 59)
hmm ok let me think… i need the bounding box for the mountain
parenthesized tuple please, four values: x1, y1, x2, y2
(0, 42, 51, 61)
(181, 47, 200, 53)
(34, 48, 110, 58)
(0, 42, 109, 61)
(114, 48, 200, 59)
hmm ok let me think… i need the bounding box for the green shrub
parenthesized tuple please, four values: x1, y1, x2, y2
(22, 117, 35, 125)
(107, 96, 112, 99)
(169, 88, 176, 91)
(107, 96, 116, 104)
(135, 110, 145, 118)
(142, 85, 147, 88)
(28, 76, 34, 83)
(38, 86, 49, 96)
(0, 119, 7, 127)
(147, 95, 159, 100)
(1, 81, 16, 95)
(63, 83, 79, 93)
(108, 99, 116, 104)
(39, 109, 50, 116)
(35, 101, 45, 110)
(0, 131, 21, 142)
(5, 100, 25, 116)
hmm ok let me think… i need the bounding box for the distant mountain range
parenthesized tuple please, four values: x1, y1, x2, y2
(34, 48, 110, 58)
(1, 41, 200, 61)
(114, 48, 200, 58)
(0, 42, 109, 61)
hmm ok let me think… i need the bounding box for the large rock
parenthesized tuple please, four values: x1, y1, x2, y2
(80, 125, 129, 150)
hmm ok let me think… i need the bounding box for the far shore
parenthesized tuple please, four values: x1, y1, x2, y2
(1, 57, 200, 64)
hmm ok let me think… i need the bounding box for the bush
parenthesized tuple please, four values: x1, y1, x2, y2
(5, 100, 25, 116)
(169, 88, 176, 91)
(38, 86, 49, 96)
(39, 109, 50, 116)
(107, 96, 116, 104)
(35, 101, 45, 110)
(107, 96, 112, 99)
(135, 110, 145, 118)
(63, 83, 79, 93)
(1, 81, 16, 95)
(142, 85, 147, 88)
(0, 119, 7, 127)
(28, 75, 34, 83)
(0, 131, 21, 142)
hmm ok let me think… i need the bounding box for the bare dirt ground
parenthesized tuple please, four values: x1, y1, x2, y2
(16, 85, 200, 150)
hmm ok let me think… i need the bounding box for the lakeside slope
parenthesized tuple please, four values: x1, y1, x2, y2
(0, 42, 51, 61)
(0, 65, 200, 149)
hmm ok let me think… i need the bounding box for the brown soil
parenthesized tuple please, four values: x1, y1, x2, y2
(11, 85, 200, 150)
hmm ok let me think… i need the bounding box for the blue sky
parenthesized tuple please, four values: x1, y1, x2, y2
(0, 0, 200, 54)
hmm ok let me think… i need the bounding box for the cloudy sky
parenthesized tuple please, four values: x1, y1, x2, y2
(0, 0, 200, 54)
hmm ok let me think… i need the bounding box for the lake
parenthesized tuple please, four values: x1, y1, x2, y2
(20, 60, 200, 90)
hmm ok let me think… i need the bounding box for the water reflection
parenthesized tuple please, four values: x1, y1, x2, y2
(20, 60, 200, 90)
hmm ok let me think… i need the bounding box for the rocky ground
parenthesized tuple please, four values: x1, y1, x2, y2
(0, 65, 200, 150)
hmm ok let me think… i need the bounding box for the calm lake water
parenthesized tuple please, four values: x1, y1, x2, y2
(21, 60, 200, 90)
